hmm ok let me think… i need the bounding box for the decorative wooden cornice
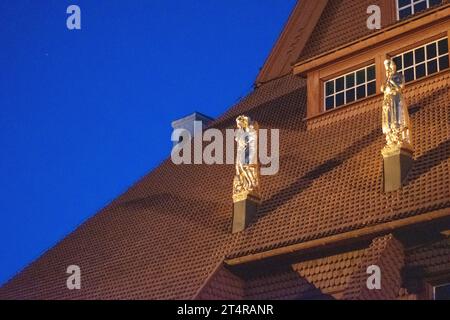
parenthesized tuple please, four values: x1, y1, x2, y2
(255, 0, 328, 86)
(225, 207, 450, 266)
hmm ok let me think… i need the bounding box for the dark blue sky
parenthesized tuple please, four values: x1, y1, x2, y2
(0, 0, 296, 285)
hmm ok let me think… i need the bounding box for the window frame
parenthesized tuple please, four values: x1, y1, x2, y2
(323, 64, 377, 112)
(390, 37, 449, 83)
(396, 0, 442, 20)
(433, 283, 450, 300)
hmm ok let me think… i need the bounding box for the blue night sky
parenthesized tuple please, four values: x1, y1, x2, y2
(0, 0, 296, 285)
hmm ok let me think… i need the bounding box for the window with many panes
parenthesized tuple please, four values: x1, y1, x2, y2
(397, 0, 442, 20)
(392, 38, 449, 83)
(324, 65, 376, 111)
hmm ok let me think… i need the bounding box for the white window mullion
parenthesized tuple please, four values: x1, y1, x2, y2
(323, 64, 376, 111)
(392, 37, 449, 83)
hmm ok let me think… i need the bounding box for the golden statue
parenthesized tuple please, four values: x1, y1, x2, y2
(381, 59, 412, 155)
(233, 115, 261, 203)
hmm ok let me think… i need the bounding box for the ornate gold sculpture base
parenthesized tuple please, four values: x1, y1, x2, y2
(232, 193, 261, 234)
(382, 144, 413, 192)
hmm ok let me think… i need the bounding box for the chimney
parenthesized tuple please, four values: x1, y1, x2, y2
(171, 112, 214, 145)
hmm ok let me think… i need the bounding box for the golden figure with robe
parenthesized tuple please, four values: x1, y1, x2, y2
(381, 59, 412, 155)
(233, 115, 261, 203)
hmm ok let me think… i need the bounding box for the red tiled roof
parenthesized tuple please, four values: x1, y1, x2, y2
(342, 234, 405, 300)
(228, 71, 450, 260)
(292, 249, 366, 299)
(197, 234, 450, 300)
(298, 0, 385, 62)
(1, 67, 448, 299)
(197, 264, 330, 300)
(195, 264, 244, 300)
(406, 238, 450, 275)
(1, 1, 449, 300)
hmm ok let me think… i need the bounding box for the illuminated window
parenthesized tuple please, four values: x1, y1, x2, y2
(433, 283, 450, 300)
(324, 65, 376, 111)
(396, 0, 442, 20)
(392, 38, 449, 83)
